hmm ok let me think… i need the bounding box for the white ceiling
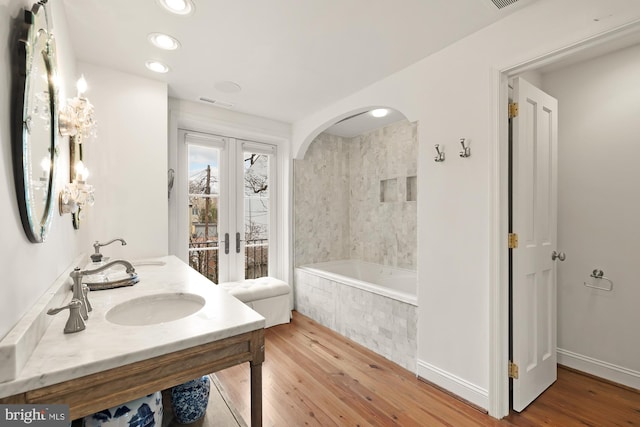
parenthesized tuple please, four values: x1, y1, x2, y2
(61, 0, 536, 124)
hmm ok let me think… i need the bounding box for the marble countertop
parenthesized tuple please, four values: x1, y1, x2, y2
(0, 255, 265, 399)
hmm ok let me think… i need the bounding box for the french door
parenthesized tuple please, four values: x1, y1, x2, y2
(178, 130, 276, 284)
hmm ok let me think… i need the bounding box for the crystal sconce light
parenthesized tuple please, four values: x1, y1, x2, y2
(59, 75, 96, 144)
(58, 76, 96, 227)
(58, 159, 94, 216)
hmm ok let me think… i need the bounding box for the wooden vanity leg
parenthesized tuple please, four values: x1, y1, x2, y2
(250, 329, 265, 427)
(250, 361, 262, 427)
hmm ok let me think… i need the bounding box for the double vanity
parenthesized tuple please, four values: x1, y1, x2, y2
(0, 256, 265, 426)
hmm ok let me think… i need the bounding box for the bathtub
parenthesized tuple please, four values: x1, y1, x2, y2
(294, 259, 417, 372)
(297, 260, 417, 306)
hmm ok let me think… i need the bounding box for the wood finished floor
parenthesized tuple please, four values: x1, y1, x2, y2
(216, 311, 640, 426)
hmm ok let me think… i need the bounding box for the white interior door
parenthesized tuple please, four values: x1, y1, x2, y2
(511, 77, 559, 412)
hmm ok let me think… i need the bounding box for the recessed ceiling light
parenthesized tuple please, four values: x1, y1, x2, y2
(370, 108, 389, 118)
(156, 0, 195, 15)
(145, 60, 170, 73)
(148, 33, 181, 50)
(214, 81, 242, 94)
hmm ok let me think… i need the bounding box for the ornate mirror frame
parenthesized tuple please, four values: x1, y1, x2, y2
(12, 1, 59, 243)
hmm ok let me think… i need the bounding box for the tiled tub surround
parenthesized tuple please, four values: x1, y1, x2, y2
(295, 261, 417, 372)
(294, 133, 351, 265)
(294, 119, 418, 269)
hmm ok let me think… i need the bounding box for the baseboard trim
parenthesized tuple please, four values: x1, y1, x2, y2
(557, 348, 640, 390)
(417, 359, 489, 410)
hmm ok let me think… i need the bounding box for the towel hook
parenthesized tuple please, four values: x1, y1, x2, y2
(168, 168, 175, 199)
(434, 144, 445, 162)
(459, 138, 471, 158)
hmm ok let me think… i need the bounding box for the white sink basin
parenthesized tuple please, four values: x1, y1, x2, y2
(106, 293, 206, 326)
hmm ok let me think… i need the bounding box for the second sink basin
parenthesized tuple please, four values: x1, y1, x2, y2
(106, 293, 206, 326)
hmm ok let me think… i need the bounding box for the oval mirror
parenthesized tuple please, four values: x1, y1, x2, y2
(12, 2, 59, 243)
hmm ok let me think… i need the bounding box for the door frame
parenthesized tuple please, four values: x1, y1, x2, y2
(168, 106, 291, 286)
(488, 21, 640, 418)
(176, 132, 278, 283)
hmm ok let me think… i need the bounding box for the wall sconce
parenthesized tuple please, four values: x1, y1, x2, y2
(58, 75, 97, 144)
(59, 160, 95, 217)
(58, 75, 97, 227)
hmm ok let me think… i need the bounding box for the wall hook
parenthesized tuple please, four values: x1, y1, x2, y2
(168, 168, 175, 199)
(434, 144, 445, 162)
(459, 138, 471, 158)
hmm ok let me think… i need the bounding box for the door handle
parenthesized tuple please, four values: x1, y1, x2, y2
(236, 232, 241, 254)
(551, 251, 566, 261)
(224, 233, 229, 255)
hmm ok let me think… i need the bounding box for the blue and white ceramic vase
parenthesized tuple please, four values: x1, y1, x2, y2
(170, 375, 211, 424)
(83, 391, 163, 427)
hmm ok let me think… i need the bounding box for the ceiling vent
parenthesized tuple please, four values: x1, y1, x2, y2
(199, 97, 234, 109)
(488, 0, 520, 9)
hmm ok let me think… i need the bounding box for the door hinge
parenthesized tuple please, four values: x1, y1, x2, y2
(509, 361, 519, 379)
(508, 233, 518, 249)
(508, 102, 519, 118)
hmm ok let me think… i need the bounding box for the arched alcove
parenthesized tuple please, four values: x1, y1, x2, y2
(294, 104, 418, 160)
(292, 106, 419, 371)
(294, 106, 417, 268)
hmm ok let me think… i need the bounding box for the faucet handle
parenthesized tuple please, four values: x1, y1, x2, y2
(82, 284, 93, 312)
(47, 299, 86, 334)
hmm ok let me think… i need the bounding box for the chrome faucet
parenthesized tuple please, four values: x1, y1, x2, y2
(47, 260, 136, 333)
(74, 259, 135, 315)
(80, 259, 136, 276)
(92, 238, 127, 262)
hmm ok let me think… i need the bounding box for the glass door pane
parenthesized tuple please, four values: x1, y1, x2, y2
(187, 144, 221, 283)
(242, 150, 271, 279)
(179, 134, 275, 284)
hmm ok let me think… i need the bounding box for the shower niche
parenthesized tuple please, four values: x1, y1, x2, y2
(406, 176, 417, 202)
(380, 178, 398, 203)
(380, 176, 417, 203)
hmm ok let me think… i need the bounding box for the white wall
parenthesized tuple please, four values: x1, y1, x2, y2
(0, 2, 169, 340)
(0, 0, 84, 340)
(77, 62, 168, 260)
(290, 0, 640, 412)
(542, 43, 640, 386)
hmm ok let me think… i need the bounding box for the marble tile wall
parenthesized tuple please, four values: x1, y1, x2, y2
(294, 120, 418, 269)
(348, 120, 418, 269)
(294, 133, 350, 267)
(294, 268, 417, 372)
